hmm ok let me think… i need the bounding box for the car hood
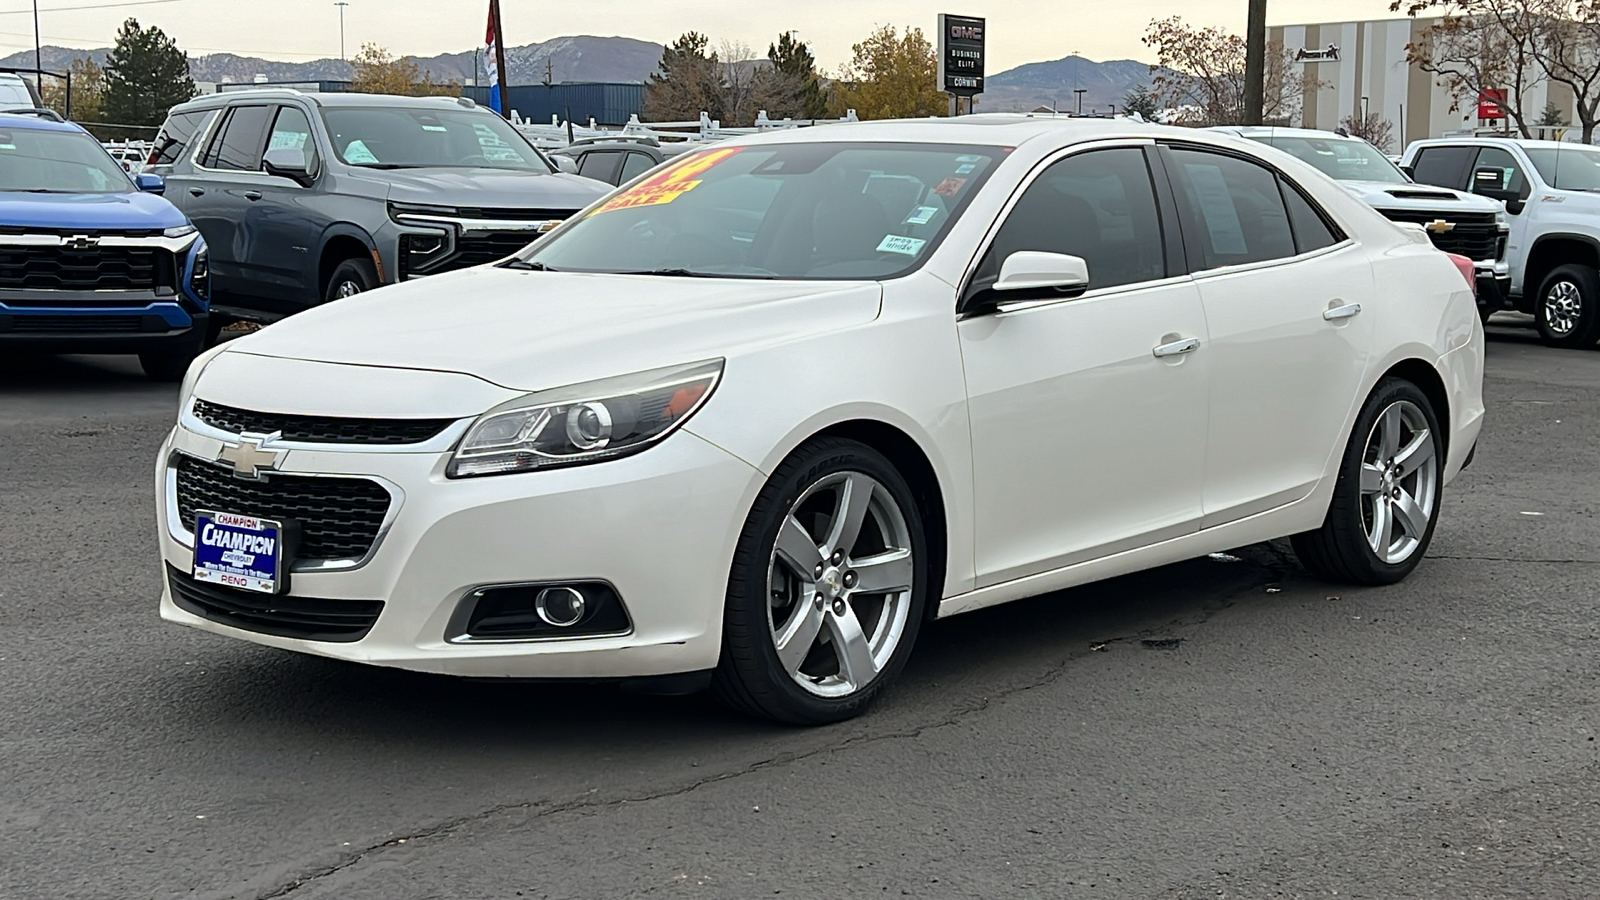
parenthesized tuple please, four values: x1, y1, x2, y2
(223, 267, 884, 392)
(1338, 180, 1503, 215)
(0, 189, 187, 230)
(379, 168, 611, 211)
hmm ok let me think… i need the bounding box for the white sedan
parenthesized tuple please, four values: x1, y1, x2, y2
(155, 118, 1485, 724)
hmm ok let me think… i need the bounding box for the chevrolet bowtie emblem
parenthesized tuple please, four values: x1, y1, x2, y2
(217, 431, 286, 480)
(1424, 219, 1456, 234)
(63, 234, 99, 250)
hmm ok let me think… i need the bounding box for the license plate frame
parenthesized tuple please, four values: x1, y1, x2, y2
(192, 511, 287, 595)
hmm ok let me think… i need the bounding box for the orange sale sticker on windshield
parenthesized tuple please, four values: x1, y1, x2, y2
(591, 147, 744, 214)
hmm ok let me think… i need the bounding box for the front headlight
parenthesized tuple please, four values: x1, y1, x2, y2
(1495, 209, 1509, 229)
(447, 359, 723, 478)
(164, 224, 198, 238)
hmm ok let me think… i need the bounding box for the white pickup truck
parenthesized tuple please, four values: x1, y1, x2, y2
(1402, 137, 1600, 347)
(1220, 127, 1511, 323)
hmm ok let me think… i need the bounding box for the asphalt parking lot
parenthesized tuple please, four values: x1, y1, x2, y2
(2, 319, 1598, 900)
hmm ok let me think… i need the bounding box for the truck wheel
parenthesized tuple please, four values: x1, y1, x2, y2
(324, 257, 378, 304)
(1534, 264, 1600, 347)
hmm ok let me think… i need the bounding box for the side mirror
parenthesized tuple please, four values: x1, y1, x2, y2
(963, 251, 1091, 316)
(134, 173, 165, 195)
(995, 251, 1090, 295)
(552, 155, 579, 174)
(1471, 165, 1525, 213)
(263, 147, 313, 185)
(1399, 164, 1416, 179)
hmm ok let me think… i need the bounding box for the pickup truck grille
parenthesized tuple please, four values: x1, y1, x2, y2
(1378, 210, 1502, 262)
(0, 245, 171, 292)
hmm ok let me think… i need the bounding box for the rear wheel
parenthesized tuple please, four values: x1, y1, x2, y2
(1535, 264, 1600, 347)
(1292, 378, 1443, 585)
(323, 256, 378, 304)
(711, 438, 928, 725)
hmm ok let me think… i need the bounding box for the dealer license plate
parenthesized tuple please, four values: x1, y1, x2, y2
(192, 511, 284, 594)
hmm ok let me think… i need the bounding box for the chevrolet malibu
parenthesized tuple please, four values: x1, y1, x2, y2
(155, 118, 1485, 724)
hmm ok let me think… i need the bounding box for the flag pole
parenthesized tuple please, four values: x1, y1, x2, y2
(491, 0, 510, 119)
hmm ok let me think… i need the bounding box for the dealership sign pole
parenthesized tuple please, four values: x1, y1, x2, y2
(938, 14, 985, 116)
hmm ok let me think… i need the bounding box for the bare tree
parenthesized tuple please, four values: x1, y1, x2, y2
(718, 40, 762, 126)
(1341, 112, 1397, 150)
(1143, 16, 1323, 126)
(1396, 0, 1546, 137)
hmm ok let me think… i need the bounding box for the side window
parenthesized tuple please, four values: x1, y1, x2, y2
(266, 106, 318, 171)
(1410, 146, 1476, 190)
(619, 151, 655, 184)
(1470, 146, 1528, 197)
(578, 149, 622, 184)
(1278, 176, 1343, 254)
(201, 105, 271, 172)
(1167, 147, 1297, 269)
(976, 147, 1167, 292)
(148, 110, 212, 169)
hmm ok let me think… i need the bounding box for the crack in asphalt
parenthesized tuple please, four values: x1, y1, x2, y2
(253, 555, 1287, 899)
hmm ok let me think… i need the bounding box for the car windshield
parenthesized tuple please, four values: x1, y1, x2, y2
(0, 126, 133, 193)
(1255, 134, 1408, 184)
(1523, 145, 1600, 191)
(320, 106, 551, 171)
(519, 142, 1002, 279)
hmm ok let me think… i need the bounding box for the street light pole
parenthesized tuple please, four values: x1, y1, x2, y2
(1243, 0, 1267, 125)
(334, 1, 349, 63)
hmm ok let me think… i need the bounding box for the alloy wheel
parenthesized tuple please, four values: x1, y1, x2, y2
(1359, 400, 1439, 565)
(335, 280, 364, 299)
(1544, 280, 1582, 336)
(766, 471, 915, 698)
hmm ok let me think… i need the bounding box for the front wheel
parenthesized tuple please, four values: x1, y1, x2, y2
(323, 256, 378, 304)
(711, 438, 929, 725)
(1535, 264, 1600, 347)
(1291, 378, 1444, 585)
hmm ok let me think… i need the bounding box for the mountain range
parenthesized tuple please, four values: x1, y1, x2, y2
(1, 38, 1151, 114)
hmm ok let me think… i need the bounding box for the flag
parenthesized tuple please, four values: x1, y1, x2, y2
(484, 5, 502, 114)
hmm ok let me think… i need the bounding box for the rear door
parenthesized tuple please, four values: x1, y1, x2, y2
(1408, 145, 1476, 191)
(1161, 143, 1376, 526)
(184, 105, 274, 307)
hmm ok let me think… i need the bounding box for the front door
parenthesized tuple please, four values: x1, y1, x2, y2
(959, 144, 1211, 587)
(246, 105, 325, 310)
(1160, 144, 1375, 526)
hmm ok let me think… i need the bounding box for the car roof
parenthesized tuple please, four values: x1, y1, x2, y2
(172, 89, 485, 113)
(707, 114, 1213, 150)
(1220, 125, 1368, 143)
(0, 111, 84, 133)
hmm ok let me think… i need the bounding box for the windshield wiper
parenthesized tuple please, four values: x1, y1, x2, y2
(617, 268, 720, 278)
(350, 163, 422, 170)
(501, 259, 556, 271)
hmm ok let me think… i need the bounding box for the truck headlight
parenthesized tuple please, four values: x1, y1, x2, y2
(447, 359, 723, 478)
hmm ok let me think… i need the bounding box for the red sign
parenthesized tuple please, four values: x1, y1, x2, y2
(1478, 88, 1507, 120)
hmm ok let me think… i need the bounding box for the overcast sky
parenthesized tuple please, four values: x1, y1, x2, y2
(1, 0, 1405, 71)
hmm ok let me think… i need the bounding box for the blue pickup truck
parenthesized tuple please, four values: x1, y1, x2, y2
(1, 108, 210, 379)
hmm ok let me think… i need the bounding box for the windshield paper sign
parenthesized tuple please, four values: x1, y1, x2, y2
(591, 147, 744, 214)
(193, 512, 284, 594)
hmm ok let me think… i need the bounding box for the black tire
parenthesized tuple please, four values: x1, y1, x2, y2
(1534, 263, 1600, 348)
(1291, 377, 1444, 586)
(323, 256, 378, 304)
(139, 347, 197, 382)
(710, 437, 930, 725)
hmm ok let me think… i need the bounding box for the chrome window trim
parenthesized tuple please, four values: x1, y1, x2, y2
(443, 579, 635, 644)
(956, 137, 1167, 311)
(1183, 238, 1358, 283)
(182, 395, 472, 454)
(164, 447, 405, 574)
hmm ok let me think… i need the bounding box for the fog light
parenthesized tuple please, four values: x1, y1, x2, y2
(535, 586, 586, 627)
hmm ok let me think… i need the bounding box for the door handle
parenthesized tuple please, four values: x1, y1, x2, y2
(1152, 337, 1200, 358)
(243, 190, 263, 201)
(188, 187, 205, 196)
(1323, 301, 1362, 321)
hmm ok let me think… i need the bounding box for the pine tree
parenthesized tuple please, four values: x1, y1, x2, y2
(756, 32, 828, 120)
(101, 18, 195, 126)
(1122, 84, 1159, 120)
(644, 32, 725, 121)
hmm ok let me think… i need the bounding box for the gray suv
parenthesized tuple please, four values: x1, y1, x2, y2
(148, 90, 610, 322)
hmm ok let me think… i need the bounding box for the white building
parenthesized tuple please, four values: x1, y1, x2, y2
(1271, 17, 1578, 145)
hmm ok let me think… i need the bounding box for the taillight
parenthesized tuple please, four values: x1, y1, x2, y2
(1446, 253, 1476, 297)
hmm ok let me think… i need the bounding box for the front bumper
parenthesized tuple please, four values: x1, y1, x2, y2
(1473, 259, 1512, 311)
(0, 300, 207, 354)
(155, 407, 761, 679)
